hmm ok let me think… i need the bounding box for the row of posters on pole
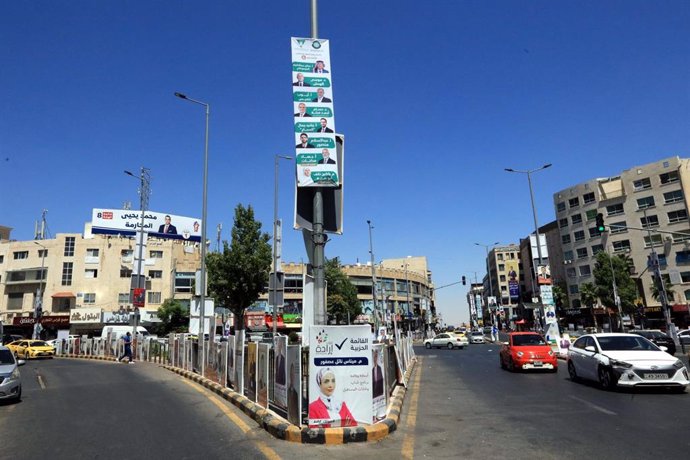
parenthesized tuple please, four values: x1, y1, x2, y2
(291, 37, 340, 187)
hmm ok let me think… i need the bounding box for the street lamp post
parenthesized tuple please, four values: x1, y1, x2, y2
(33, 241, 47, 339)
(367, 220, 379, 331)
(475, 242, 499, 325)
(273, 155, 293, 337)
(404, 258, 411, 333)
(505, 163, 552, 328)
(175, 92, 210, 375)
(124, 167, 150, 356)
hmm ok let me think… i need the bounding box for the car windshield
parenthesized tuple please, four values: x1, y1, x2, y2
(512, 335, 546, 346)
(597, 336, 659, 351)
(0, 349, 15, 364)
(30, 341, 48, 347)
(471, 332, 482, 336)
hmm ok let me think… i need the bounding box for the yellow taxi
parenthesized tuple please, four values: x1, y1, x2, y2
(7, 340, 55, 360)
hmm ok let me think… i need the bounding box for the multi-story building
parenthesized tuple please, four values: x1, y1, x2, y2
(553, 156, 690, 328)
(0, 225, 201, 337)
(482, 244, 524, 323)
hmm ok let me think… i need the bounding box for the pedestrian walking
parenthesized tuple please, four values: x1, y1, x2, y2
(491, 324, 498, 342)
(117, 332, 134, 363)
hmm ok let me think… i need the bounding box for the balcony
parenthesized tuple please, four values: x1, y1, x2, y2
(4, 268, 46, 285)
(84, 256, 100, 264)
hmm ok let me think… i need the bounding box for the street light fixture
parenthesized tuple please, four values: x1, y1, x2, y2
(505, 163, 552, 328)
(33, 241, 47, 339)
(272, 154, 293, 337)
(175, 91, 210, 376)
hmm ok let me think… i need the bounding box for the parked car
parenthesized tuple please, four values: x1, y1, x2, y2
(1, 334, 23, 346)
(424, 333, 466, 349)
(0, 345, 25, 402)
(677, 329, 690, 346)
(500, 332, 557, 372)
(628, 330, 676, 355)
(6, 340, 56, 360)
(469, 331, 485, 344)
(567, 333, 689, 392)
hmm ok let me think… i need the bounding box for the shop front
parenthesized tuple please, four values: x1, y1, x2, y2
(11, 315, 71, 339)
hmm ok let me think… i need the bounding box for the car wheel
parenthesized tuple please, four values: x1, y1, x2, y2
(598, 366, 615, 390)
(567, 361, 578, 381)
(500, 356, 507, 370)
(508, 358, 516, 372)
(425, 342, 431, 349)
(447, 343, 454, 350)
(14, 386, 22, 402)
(24, 351, 30, 360)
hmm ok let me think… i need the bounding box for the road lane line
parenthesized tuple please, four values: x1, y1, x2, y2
(37, 374, 46, 390)
(568, 396, 617, 415)
(179, 378, 281, 460)
(401, 357, 423, 460)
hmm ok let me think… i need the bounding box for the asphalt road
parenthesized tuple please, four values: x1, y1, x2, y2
(2, 346, 688, 460)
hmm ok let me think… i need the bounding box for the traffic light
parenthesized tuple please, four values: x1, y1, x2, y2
(462, 276, 466, 285)
(596, 213, 605, 232)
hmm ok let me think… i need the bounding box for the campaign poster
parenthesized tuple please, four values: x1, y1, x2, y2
(291, 37, 339, 188)
(371, 344, 387, 422)
(91, 208, 202, 242)
(274, 336, 288, 409)
(257, 344, 269, 408)
(308, 325, 372, 427)
(244, 341, 257, 402)
(286, 344, 302, 426)
(234, 331, 244, 393)
(227, 335, 235, 387)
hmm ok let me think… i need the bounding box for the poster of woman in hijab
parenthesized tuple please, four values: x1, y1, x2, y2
(308, 367, 356, 428)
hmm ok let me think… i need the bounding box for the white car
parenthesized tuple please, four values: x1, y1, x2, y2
(424, 333, 467, 349)
(678, 329, 690, 346)
(567, 333, 689, 392)
(469, 331, 485, 344)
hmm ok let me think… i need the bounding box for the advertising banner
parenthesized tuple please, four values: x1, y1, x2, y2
(257, 344, 269, 408)
(308, 325, 372, 427)
(245, 342, 257, 402)
(487, 296, 498, 311)
(91, 208, 202, 242)
(475, 294, 483, 320)
(274, 336, 288, 409)
(69, 308, 102, 324)
(508, 280, 519, 301)
(227, 335, 236, 387)
(372, 344, 387, 422)
(286, 344, 302, 426)
(235, 331, 245, 392)
(291, 37, 339, 188)
(537, 264, 552, 285)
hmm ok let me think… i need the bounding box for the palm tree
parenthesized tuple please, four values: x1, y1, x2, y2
(650, 274, 675, 304)
(579, 282, 599, 330)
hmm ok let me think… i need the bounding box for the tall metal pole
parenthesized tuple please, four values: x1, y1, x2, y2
(405, 259, 411, 333)
(273, 155, 292, 336)
(367, 220, 379, 331)
(175, 92, 210, 375)
(33, 241, 47, 340)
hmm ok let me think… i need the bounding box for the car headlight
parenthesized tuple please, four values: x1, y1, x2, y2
(11, 368, 20, 379)
(673, 360, 685, 370)
(516, 351, 524, 357)
(610, 359, 633, 369)
(548, 351, 554, 356)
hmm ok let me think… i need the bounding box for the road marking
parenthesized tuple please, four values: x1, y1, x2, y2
(568, 396, 617, 415)
(179, 378, 281, 460)
(401, 357, 423, 460)
(34, 369, 46, 390)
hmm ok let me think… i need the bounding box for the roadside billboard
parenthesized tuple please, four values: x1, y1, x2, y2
(91, 208, 202, 242)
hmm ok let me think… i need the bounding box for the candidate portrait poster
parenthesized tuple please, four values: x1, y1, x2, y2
(257, 344, 269, 408)
(274, 336, 288, 410)
(308, 325, 372, 428)
(244, 342, 257, 402)
(286, 344, 302, 426)
(371, 344, 387, 422)
(227, 335, 236, 387)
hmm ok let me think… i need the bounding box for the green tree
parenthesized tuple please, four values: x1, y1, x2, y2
(650, 274, 675, 303)
(156, 298, 189, 335)
(206, 204, 272, 330)
(552, 282, 569, 309)
(579, 282, 598, 309)
(325, 257, 361, 324)
(592, 251, 637, 320)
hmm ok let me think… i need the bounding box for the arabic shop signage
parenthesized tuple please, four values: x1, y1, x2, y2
(91, 208, 202, 242)
(70, 307, 103, 323)
(13, 316, 70, 326)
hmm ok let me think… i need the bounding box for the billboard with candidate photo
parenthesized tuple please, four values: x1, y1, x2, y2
(91, 208, 202, 242)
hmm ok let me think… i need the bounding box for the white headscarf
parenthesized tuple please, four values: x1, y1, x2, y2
(316, 367, 343, 419)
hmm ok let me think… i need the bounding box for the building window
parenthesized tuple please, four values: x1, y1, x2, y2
(569, 197, 580, 209)
(569, 284, 579, 294)
(612, 240, 631, 253)
(641, 215, 659, 229)
(118, 293, 130, 304)
(83, 293, 96, 304)
(120, 268, 133, 278)
(685, 290, 690, 301)
(497, 253, 504, 261)
(62, 262, 74, 285)
(150, 250, 164, 259)
(7, 293, 24, 310)
(591, 244, 604, 255)
(636, 196, 655, 210)
(588, 227, 602, 238)
(557, 202, 566, 212)
(663, 190, 684, 204)
(579, 265, 591, 277)
(498, 264, 505, 271)
(609, 221, 627, 234)
(632, 178, 651, 191)
(175, 272, 195, 294)
(13, 251, 29, 260)
(499, 275, 506, 282)
(583, 192, 596, 204)
(680, 272, 690, 283)
(38, 249, 48, 258)
(576, 248, 588, 259)
(606, 203, 624, 216)
(676, 250, 690, 265)
(673, 232, 690, 243)
(147, 291, 162, 304)
(0, 255, 3, 263)
(121, 250, 133, 263)
(564, 250, 574, 261)
(86, 248, 99, 257)
(562, 234, 571, 245)
(149, 270, 163, 279)
(660, 171, 679, 185)
(64, 236, 75, 257)
(585, 209, 597, 221)
(571, 214, 583, 225)
(643, 234, 663, 248)
(566, 268, 576, 278)
(85, 269, 98, 279)
(559, 218, 568, 229)
(573, 230, 585, 242)
(668, 210, 689, 224)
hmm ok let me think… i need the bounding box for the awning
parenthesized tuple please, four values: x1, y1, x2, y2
(52, 292, 76, 298)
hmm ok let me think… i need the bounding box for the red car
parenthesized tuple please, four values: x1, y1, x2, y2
(499, 332, 557, 372)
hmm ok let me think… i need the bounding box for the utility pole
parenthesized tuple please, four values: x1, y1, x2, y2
(367, 220, 379, 331)
(216, 223, 222, 252)
(33, 241, 47, 339)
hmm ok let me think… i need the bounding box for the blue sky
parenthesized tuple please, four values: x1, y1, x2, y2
(2, 1, 689, 326)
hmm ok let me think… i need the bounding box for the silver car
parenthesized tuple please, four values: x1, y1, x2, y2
(0, 345, 25, 402)
(424, 333, 467, 349)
